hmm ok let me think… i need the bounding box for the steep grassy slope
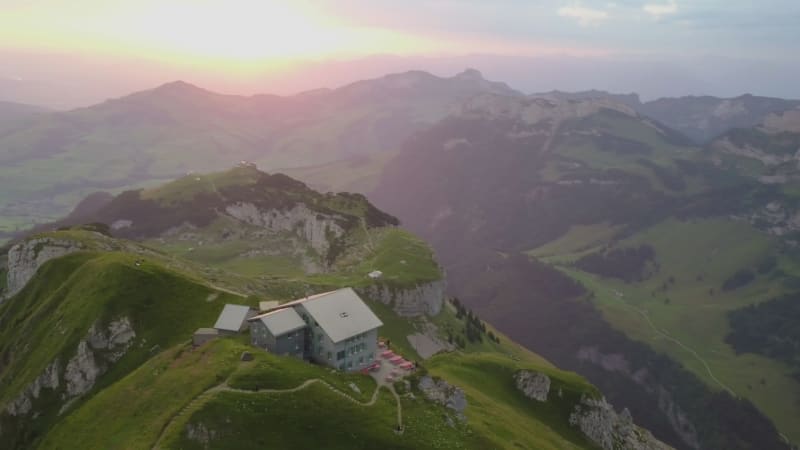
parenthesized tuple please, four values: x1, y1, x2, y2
(0, 234, 247, 448)
(40, 323, 606, 450)
(427, 353, 597, 449)
(0, 235, 611, 450)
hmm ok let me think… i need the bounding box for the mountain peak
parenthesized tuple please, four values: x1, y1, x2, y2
(454, 68, 485, 81)
(152, 80, 208, 95)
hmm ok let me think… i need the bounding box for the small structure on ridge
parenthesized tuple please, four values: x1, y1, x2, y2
(248, 288, 383, 372)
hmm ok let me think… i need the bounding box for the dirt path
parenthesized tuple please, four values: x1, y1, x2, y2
(207, 283, 247, 298)
(220, 378, 384, 407)
(389, 385, 403, 431)
(615, 296, 737, 396)
(152, 378, 394, 449)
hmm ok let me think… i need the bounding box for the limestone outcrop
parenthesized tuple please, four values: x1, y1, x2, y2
(4, 238, 86, 300)
(4, 360, 60, 416)
(514, 370, 551, 402)
(417, 375, 467, 421)
(570, 395, 672, 450)
(458, 93, 638, 126)
(4, 317, 136, 418)
(577, 346, 697, 448)
(224, 202, 345, 256)
(358, 279, 445, 317)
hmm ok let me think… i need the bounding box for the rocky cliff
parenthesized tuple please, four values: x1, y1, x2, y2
(570, 395, 672, 450)
(417, 375, 468, 422)
(458, 93, 638, 126)
(358, 279, 445, 317)
(513, 369, 672, 450)
(577, 346, 699, 449)
(224, 202, 346, 256)
(4, 317, 136, 418)
(3, 238, 86, 300)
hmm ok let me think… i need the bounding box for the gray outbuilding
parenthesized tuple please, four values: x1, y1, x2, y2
(249, 308, 306, 358)
(193, 328, 219, 347)
(213, 304, 256, 334)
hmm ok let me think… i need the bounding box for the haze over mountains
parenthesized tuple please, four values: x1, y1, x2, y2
(4, 53, 800, 110)
(2, 68, 798, 241)
(3, 68, 800, 449)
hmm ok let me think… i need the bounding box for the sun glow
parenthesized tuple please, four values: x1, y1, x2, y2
(0, 0, 438, 66)
(116, 1, 376, 60)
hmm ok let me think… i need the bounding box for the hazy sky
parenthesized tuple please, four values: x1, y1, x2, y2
(1, 0, 799, 107)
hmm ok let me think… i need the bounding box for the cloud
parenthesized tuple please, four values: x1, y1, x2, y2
(557, 4, 610, 26)
(643, 1, 678, 18)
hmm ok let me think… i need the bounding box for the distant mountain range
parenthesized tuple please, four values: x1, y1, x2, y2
(0, 100, 49, 124)
(2, 68, 799, 241)
(534, 89, 800, 143)
(0, 69, 518, 238)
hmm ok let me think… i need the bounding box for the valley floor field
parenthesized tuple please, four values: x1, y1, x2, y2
(534, 218, 800, 443)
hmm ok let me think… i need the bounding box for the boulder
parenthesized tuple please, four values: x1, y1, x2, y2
(514, 370, 551, 402)
(418, 376, 467, 421)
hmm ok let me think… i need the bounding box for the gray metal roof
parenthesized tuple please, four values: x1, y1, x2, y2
(253, 308, 307, 336)
(213, 304, 251, 331)
(299, 288, 383, 343)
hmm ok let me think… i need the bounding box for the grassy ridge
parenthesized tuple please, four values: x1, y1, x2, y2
(16, 230, 605, 450)
(38, 340, 243, 450)
(39, 324, 601, 449)
(0, 244, 243, 448)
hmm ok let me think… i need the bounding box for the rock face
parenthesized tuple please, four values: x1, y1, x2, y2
(4, 238, 86, 300)
(86, 317, 137, 362)
(4, 317, 136, 417)
(459, 93, 638, 126)
(64, 341, 102, 397)
(4, 360, 60, 416)
(186, 422, 217, 447)
(577, 346, 699, 449)
(417, 375, 467, 421)
(358, 280, 445, 317)
(514, 370, 551, 402)
(64, 318, 137, 398)
(570, 395, 672, 450)
(224, 202, 346, 256)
